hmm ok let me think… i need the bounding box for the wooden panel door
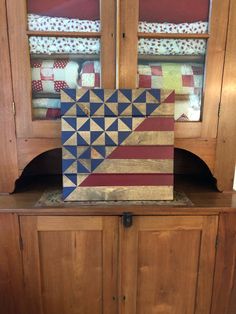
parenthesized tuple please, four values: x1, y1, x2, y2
(118, 0, 230, 174)
(119, 215, 218, 314)
(7, 0, 116, 138)
(118, 0, 229, 138)
(20, 216, 118, 314)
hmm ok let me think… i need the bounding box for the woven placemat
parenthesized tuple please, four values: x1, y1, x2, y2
(35, 190, 193, 207)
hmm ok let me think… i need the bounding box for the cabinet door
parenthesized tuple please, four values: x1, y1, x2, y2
(118, 0, 230, 173)
(119, 216, 218, 314)
(119, 0, 229, 138)
(7, 0, 115, 138)
(20, 216, 118, 314)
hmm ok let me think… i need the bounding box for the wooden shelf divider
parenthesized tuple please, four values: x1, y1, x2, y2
(138, 32, 210, 39)
(26, 30, 101, 38)
(138, 55, 205, 63)
(30, 53, 100, 60)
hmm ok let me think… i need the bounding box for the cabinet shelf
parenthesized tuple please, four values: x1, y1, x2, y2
(138, 55, 205, 63)
(30, 53, 99, 60)
(32, 93, 60, 99)
(27, 30, 101, 38)
(138, 32, 209, 39)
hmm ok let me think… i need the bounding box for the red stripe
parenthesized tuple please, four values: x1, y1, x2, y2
(135, 117, 174, 131)
(108, 146, 173, 159)
(163, 91, 175, 103)
(80, 174, 173, 187)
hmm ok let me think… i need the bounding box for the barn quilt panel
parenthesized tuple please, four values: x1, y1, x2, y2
(61, 88, 174, 201)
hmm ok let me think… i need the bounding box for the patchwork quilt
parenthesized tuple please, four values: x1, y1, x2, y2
(32, 61, 202, 121)
(31, 59, 79, 93)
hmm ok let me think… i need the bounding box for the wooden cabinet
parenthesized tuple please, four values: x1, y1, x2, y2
(0, 0, 236, 192)
(17, 214, 218, 314)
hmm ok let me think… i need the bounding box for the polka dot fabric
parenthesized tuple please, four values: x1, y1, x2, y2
(32, 80, 43, 92)
(138, 21, 208, 34)
(138, 38, 206, 56)
(54, 81, 69, 92)
(28, 14, 207, 55)
(29, 36, 100, 55)
(28, 14, 100, 32)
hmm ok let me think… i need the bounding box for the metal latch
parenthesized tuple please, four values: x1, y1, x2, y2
(122, 212, 133, 228)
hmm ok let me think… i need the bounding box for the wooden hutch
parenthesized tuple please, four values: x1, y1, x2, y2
(0, 0, 236, 313)
(0, 0, 235, 192)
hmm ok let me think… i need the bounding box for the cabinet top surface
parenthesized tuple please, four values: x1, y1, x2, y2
(0, 175, 235, 215)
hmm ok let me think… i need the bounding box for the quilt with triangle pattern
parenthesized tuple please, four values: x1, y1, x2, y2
(61, 88, 175, 201)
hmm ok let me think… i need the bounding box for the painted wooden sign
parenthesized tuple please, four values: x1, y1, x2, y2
(61, 88, 174, 201)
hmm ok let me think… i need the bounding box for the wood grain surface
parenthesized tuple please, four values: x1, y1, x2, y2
(0, 214, 25, 314)
(67, 186, 173, 201)
(211, 213, 236, 314)
(20, 216, 118, 314)
(93, 159, 173, 173)
(119, 216, 218, 314)
(214, 0, 236, 191)
(0, 0, 18, 193)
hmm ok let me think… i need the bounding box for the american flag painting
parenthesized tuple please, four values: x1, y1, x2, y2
(61, 88, 174, 201)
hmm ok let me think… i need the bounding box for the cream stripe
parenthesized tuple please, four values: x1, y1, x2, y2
(93, 159, 173, 173)
(121, 131, 174, 145)
(66, 186, 173, 201)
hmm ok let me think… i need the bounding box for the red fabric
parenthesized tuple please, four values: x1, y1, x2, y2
(28, 0, 99, 20)
(28, 0, 208, 22)
(151, 66, 162, 76)
(139, 0, 209, 23)
(182, 75, 194, 87)
(45, 108, 61, 120)
(139, 75, 151, 88)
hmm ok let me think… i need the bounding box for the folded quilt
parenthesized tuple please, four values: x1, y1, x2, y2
(28, 14, 207, 56)
(28, 14, 207, 34)
(138, 21, 208, 34)
(138, 63, 203, 95)
(31, 59, 79, 93)
(29, 36, 100, 55)
(33, 108, 61, 120)
(32, 98, 61, 109)
(138, 38, 206, 56)
(28, 14, 100, 32)
(30, 37, 205, 56)
(78, 61, 101, 88)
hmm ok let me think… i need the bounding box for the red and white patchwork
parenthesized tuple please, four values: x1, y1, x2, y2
(77, 61, 203, 121)
(31, 59, 79, 94)
(78, 61, 100, 88)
